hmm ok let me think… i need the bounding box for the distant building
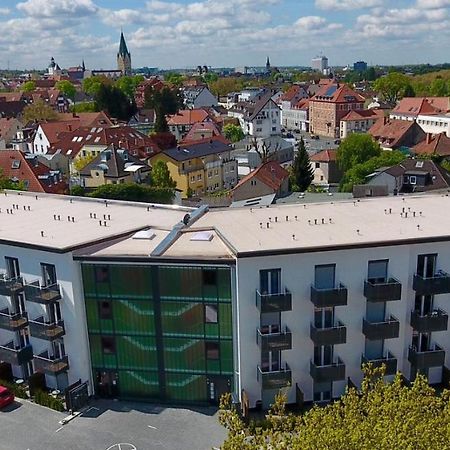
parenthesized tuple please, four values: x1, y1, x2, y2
(310, 149, 343, 187)
(311, 55, 328, 73)
(182, 86, 217, 109)
(340, 109, 385, 139)
(117, 31, 132, 76)
(47, 57, 62, 77)
(353, 61, 368, 72)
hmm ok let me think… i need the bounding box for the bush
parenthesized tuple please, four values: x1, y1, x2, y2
(87, 183, 174, 204)
(33, 389, 65, 412)
(0, 379, 29, 399)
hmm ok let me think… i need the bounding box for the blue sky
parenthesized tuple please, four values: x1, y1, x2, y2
(0, 0, 449, 70)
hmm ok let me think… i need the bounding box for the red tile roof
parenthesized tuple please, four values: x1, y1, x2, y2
(412, 132, 450, 157)
(369, 118, 422, 149)
(56, 111, 113, 127)
(310, 149, 337, 163)
(233, 160, 289, 192)
(181, 122, 223, 144)
(341, 109, 385, 121)
(280, 85, 303, 102)
(40, 120, 82, 145)
(0, 150, 68, 194)
(392, 97, 450, 116)
(312, 83, 365, 104)
(167, 109, 212, 126)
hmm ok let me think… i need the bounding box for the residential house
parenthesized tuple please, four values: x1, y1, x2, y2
(369, 118, 426, 151)
(228, 93, 281, 137)
(183, 85, 217, 109)
(150, 136, 237, 196)
(282, 98, 310, 132)
(0, 150, 67, 194)
(310, 149, 343, 187)
(309, 82, 366, 138)
(280, 86, 309, 130)
(134, 77, 164, 108)
(340, 109, 385, 138)
(181, 122, 222, 144)
(79, 145, 151, 188)
(231, 160, 289, 203)
(366, 159, 450, 194)
(416, 114, 450, 138)
(167, 109, 215, 141)
(0, 100, 26, 120)
(390, 97, 450, 121)
(128, 109, 156, 135)
(0, 118, 22, 149)
(411, 132, 450, 158)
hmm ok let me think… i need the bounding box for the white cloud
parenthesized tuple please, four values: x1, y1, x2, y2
(0, 8, 11, 15)
(315, 0, 383, 10)
(416, 0, 450, 8)
(16, 0, 98, 18)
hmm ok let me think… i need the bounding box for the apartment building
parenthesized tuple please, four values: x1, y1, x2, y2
(1, 191, 450, 410)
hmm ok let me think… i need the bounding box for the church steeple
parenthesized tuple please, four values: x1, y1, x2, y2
(118, 31, 130, 58)
(117, 31, 132, 76)
(266, 56, 271, 73)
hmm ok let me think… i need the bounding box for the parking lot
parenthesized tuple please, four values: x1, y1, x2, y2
(0, 398, 226, 450)
(283, 130, 339, 154)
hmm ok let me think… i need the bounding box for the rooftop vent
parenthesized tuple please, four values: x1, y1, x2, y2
(190, 231, 214, 242)
(132, 229, 156, 240)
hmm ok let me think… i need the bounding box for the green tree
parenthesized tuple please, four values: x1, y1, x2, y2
(220, 366, 450, 450)
(430, 78, 448, 96)
(340, 150, 405, 192)
(23, 99, 58, 122)
(115, 75, 144, 99)
(223, 124, 244, 143)
(55, 80, 76, 100)
(209, 77, 244, 96)
(203, 72, 219, 84)
(164, 72, 184, 87)
(290, 137, 314, 191)
(95, 84, 137, 121)
(365, 67, 377, 81)
(71, 101, 97, 113)
(151, 160, 176, 189)
(0, 168, 26, 191)
(87, 183, 174, 204)
(73, 154, 96, 173)
(21, 81, 36, 92)
(337, 134, 381, 173)
(144, 86, 181, 116)
(373, 72, 414, 103)
(82, 75, 112, 97)
(153, 108, 169, 133)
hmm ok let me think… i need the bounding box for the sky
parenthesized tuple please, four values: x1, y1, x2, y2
(0, 0, 449, 70)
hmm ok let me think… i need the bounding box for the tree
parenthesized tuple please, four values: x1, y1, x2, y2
(23, 99, 58, 122)
(290, 137, 314, 191)
(251, 138, 278, 164)
(153, 108, 169, 133)
(115, 75, 144, 99)
(223, 124, 244, 143)
(151, 160, 176, 189)
(144, 86, 181, 116)
(82, 75, 112, 97)
(430, 78, 448, 97)
(0, 168, 26, 191)
(203, 72, 219, 84)
(73, 154, 96, 173)
(94, 84, 136, 121)
(87, 183, 174, 204)
(337, 134, 381, 173)
(71, 102, 97, 113)
(164, 72, 184, 87)
(55, 80, 76, 100)
(209, 77, 244, 96)
(21, 81, 36, 92)
(373, 72, 414, 103)
(340, 150, 406, 192)
(220, 366, 450, 450)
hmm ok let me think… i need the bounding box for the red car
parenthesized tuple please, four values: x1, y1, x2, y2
(0, 385, 14, 409)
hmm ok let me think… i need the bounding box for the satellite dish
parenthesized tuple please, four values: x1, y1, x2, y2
(183, 214, 190, 225)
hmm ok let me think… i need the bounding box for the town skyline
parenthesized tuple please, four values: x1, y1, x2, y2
(0, 0, 449, 70)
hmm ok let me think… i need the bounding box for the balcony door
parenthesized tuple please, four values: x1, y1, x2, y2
(314, 308, 333, 329)
(366, 302, 385, 323)
(368, 260, 388, 283)
(261, 350, 280, 372)
(414, 294, 433, 316)
(417, 254, 436, 278)
(314, 345, 333, 366)
(41, 263, 57, 286)
(412, 332, 430, 352)
(5, 257, 20, 279)
(314, 265, 335, 289)
(260, 269, 281, 295)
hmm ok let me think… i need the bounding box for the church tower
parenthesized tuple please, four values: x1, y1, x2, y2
(117, 31, 132, 76)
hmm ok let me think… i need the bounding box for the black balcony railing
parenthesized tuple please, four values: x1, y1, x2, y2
(310, 357, 345, 382)
(257, 327, 292, 352)
(29, 320, 65, 341)
(0, 342, 33, 366)
(256, 289, 292, 313)
(310, 283, 348, 308)
(310, 321, 347, 345)
(257, 363, 292, 390)
(410, 309, 448, 333)
(364, 278, 402, 302)
(408, 344, 445, 369)
(362, 316, 400, 340)
(361, 352, 397, 375)
(33, 354, 69, 375)
(0, 310, 28, 331)
(0, 275, 23, 296)
(413, 271, 450, 295)
(24, 281, 61, 304)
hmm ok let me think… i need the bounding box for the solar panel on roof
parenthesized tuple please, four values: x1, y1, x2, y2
(325, 86, 337, 96)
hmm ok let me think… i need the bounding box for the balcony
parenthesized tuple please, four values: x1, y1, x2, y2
(0, 342, 33, 365)
(0, 310, 28, 331)
(310, 357, 345, 382)
(310, 283, 348, 308)
(24, 281, 61, 304)
(256, 289, 292, 313)
(362, 316, 400, 340)
(34, 354, 69, 376)
(364, 278, 402, 302)
(29, 319, 65, 341)
(413, 271, 450, 295)
(257, 363, 291, 390)
(410, 309, 448, 333)
(310, 321, 346, 345)
(408, 344, 445, 369)
(361, 352, 397, 376)
(257, 327, 292, 352)
(0, 275, 23, 296)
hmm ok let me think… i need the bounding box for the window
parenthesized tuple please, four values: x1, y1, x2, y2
(272, 127, 276, 132)
(203, 269, 217, 286)
(410, 175, 417, 185)
(315, 162, 320, 168)
(197, 174, 202, 181)
(5, 257, 20, 279)
(367, 260, 388, 283)
(314, 264, 335, 289)
(205, 304, 218, 323)
(41, 263, 57, 286)
(101, 336, 116, 354)
(95, 266, 110, 283)
(99, 300, 112, 320)
(206, 341, 220, 360)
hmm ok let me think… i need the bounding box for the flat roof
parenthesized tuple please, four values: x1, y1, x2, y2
(0, 191, 192, 252)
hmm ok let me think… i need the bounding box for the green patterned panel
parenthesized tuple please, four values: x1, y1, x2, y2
(218, 268, 231, 300)
(102, 353, 117, 369)
(165, 373, 207, 402)
(82, 266, 96, 297)
(109, 266, 153, 299)
(164, 338, 205, 372)
(206, 359, 221, 374)
(114, 299, 155, 335)
(159, 267, 203, 299)
(116, 336, 158, 370)
(89, 335, 103, 367)
(85, 298, 100, 332)
(219, 303, 232, 338)
(220, 341, 233, 374)
(119, 370, 160, 398)
(161, 302, 204, 336)
(204, 322, 219, 339)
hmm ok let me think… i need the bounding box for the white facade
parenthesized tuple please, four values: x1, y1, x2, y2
(416, 114, 450, 137)
(281, 102, 309, 131)
(312, 56, 328, 72)
(32, 125, 51, 155)
(340, 117, 379, 138)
